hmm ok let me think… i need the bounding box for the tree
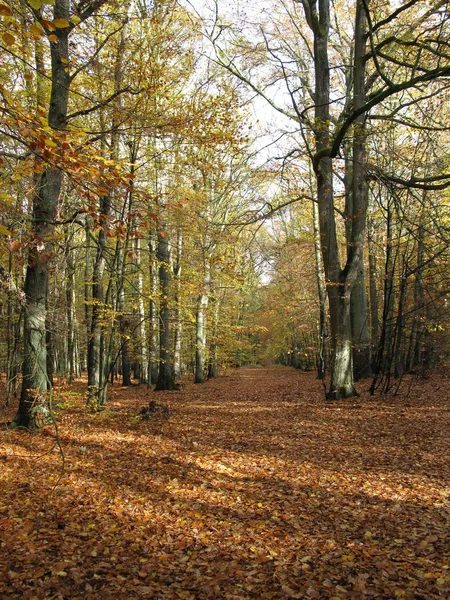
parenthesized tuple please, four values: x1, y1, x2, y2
(208, 0, 450, 398)
(9, 0, 112, 427)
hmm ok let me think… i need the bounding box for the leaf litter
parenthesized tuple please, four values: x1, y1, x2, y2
(0, 367, 449, 599)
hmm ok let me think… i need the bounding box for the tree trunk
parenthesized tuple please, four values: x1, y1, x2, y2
(172, 229, 183, 381)
(194, 265, 211, 384)
(154, 224, 175, 391)
(87, 195, 110, 407)
(312, 198, 327, 380)
(367, 217, 380, 370)
(65, 229, 76, 383)
(148, 228, 159, 385)
(13, 0, 70, 427)
(87, 19, 126, 405)
(309, 0, 368, 399)
(303, 0, 355, 399)
(406, 220, 425, 371)
(370, 197, 395, 394)
(351, 265, 371, 380)
(208, 287, 221, 379)
(135, 236, 148, 383)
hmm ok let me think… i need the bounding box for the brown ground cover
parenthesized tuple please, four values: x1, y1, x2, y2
(0, 367, 449, 599)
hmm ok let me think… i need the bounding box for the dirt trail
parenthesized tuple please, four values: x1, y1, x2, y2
(0, 367, 449, 599)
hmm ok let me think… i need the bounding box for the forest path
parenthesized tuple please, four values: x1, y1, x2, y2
(0, 368, 449, 599)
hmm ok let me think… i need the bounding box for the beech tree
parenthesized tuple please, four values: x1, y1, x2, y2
(208, 0, 450, 398)
(2, 0, 113, 427)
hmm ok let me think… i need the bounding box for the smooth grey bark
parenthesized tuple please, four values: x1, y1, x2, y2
(116, 187, 135, 388)
(393, 266, 407, 379)
(349, 3, 371, 381)
(87, 193, 110, 406)
(406, 220, 425, 371)
(207, 287, 221, 379)
(367, 217, 380, 369)
(194, 265, 211, 384)
(148, 228, 159, 385)
(83, 220, 91, 371)
(118, 250, 131, 386)
(135, 236, 148, 383)
(5, 252, 22, 406)
(312, 198, 327, 380)
(155, 224, 176, 390)
(65, 228, 76, 383)
(370, 197, 395, 394)
(13, 0, 71, 427)
(351, 265, 371, 380)
(345, 146, 371, 381)
(172, 228, 183, 381)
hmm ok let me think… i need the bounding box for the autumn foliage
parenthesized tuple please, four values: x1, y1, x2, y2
(1, 367, 449, 599)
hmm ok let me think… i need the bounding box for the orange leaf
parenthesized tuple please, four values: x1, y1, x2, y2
(0, 4, 13, 16)
(2, 32, 15, 45)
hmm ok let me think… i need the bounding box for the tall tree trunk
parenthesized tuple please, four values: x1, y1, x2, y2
(207, 287, 221, 379)
(65, 228, 76, 383)
(306, 0, 369, 399)
(194, 265, 211, 384)
(155, 224, 175, 391)
(13, 0, 70, 427)
(87, 18, 126, 405)
(370, 196, 395, 394)
(135, 236, 148, 383)
(312, 198, 327, 380)
(118, 263, 131, 387)
(83, 220, 91, 372)
(406, 220, 425, 371)
(6, 251, 21, 406)
(367, 216, 380, 370)
(303, 0, 357, 399)
(351, 265, 371, 380)
(148, 228, 159, 385)
(349, 0, 371, 382)
(393, 265, 407, 381)
(87, 194, 110, 406)
(172, 229, 183, 381)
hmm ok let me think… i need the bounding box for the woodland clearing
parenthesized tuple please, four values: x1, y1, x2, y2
(0, 367, 449, 600)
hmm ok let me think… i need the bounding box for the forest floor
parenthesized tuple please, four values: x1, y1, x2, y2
(0, 367, 449, 600)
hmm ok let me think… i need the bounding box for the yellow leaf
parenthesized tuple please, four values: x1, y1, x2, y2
(341, 554, 355, 561)
(0, 225, 12, 236)
(70, 14, 81, 25)
(30, 23, 43, 37)
(48, 34, 57, 42)
(2, 32, 15, 45)
(52, 18, 69, 28)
